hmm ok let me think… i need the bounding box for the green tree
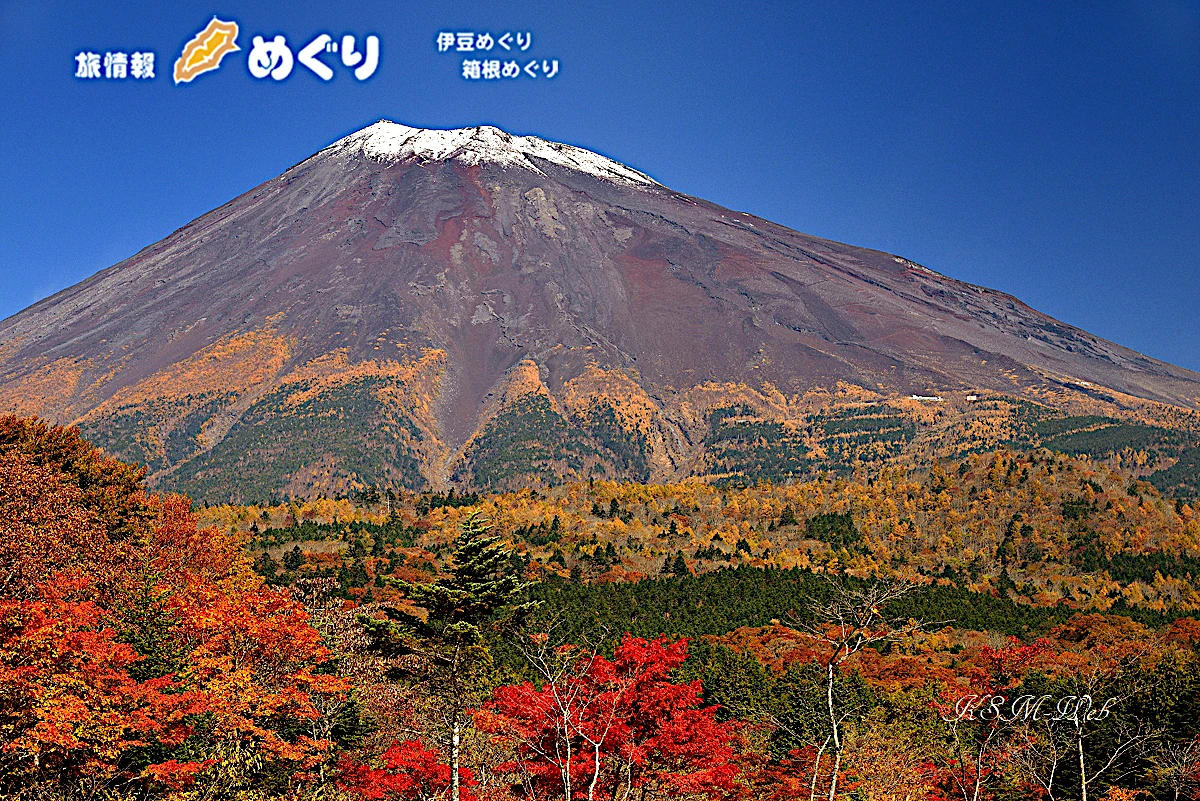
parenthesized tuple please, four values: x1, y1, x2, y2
(253, 551, 278, 581)
(282, 545, 304, 571)
(359, 511, 535, 801)
(661, 550, 688, 576)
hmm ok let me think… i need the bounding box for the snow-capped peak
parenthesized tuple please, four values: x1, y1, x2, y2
(328, 120, 658, 187)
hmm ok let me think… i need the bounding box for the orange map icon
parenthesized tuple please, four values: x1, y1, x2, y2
(174, 17, 241, 84)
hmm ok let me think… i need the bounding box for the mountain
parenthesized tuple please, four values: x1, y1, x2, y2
(2, 120, 1199, 501)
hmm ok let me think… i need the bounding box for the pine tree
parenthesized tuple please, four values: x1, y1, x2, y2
(253, 552, 278, 581)
(282, 545, 304, 571)
(359, 511, 536, 801)
(661, 549, 688, 576)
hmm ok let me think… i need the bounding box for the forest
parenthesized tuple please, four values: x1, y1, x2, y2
(2, 413, 1199, 801)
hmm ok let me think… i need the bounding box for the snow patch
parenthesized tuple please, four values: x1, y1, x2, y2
(326, 120, 658, 187)
(894, 256, 943, 277)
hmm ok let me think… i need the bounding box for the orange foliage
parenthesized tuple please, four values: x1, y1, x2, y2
(0, 577, 207, 780)
(0, 416, 348, 794)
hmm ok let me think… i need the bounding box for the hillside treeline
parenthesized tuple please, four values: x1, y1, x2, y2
(2, 414, 1199, 801)
(223, 449, 1200, 615)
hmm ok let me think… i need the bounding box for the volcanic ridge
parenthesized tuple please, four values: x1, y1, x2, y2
(2, 119, 1199, 501)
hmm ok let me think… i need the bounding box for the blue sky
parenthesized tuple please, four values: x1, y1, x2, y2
(2, 1, 1198, 369)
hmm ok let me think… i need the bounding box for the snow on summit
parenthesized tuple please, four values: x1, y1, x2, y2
(329, 120, 658, 186)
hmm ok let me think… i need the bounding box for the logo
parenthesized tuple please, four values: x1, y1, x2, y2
(77, 16, 380, 87)
(174, 17, 241, 84)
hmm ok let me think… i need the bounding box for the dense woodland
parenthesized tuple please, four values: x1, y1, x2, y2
(222, 447, 1200, 616)
(3, 413, 1200, 801)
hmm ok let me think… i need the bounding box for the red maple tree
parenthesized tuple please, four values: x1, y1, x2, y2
(338, 739, 477, 800)
(476, 634, 739, 800)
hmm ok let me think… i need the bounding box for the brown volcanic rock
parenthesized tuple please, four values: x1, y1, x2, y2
(1, 121, 1198, 499)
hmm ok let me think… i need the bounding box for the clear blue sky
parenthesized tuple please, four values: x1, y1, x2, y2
(2, 1, 1198, 369)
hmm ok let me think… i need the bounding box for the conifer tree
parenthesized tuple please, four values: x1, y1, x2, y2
(661, 550, 689, 576)
(359, 511, 535, 801)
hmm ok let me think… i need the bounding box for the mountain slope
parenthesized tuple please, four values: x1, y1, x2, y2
(2, 120, 1198, 500)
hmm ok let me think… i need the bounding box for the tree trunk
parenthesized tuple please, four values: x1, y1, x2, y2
(828, 750, 843, 801)
(810, 736, 830, 801)
(1078, 733, 1087, 801)
(826, 662, 842, 801)
(562, 708, 574, 801)
(452, 718, 461, 801)
(588, 743, 602, 801)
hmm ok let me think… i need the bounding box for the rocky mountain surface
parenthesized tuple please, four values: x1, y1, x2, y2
(3, 120, 1198, 501)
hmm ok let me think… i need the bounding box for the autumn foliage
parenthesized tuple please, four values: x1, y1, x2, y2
(0, 578, 207, 777)
(3, 414, 1200, 801)
(0, 416, 346, 797)
(476, 634, 739, 799)
(337, 739, 475, 800)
